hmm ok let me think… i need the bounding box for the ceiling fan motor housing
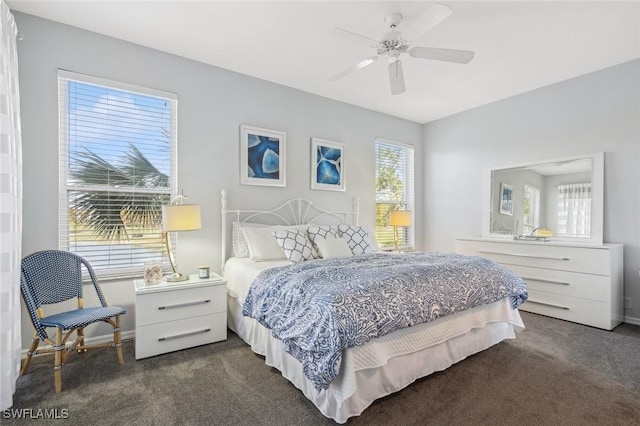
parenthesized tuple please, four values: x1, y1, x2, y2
(379, 14, 409, 60)
(384, 13, 403, 29)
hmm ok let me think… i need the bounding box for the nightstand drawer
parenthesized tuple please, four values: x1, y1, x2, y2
(135, 312, 227, 359)
(136, 284, 226, 326)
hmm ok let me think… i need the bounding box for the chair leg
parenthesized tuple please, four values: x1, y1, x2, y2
(114, 315, 124, 365)
(54, 328, 63, 393)
(21, 332, 40, 375)
(77, 327, 86, 353)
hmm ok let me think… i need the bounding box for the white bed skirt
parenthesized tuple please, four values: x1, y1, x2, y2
(228, 295, 524, 423)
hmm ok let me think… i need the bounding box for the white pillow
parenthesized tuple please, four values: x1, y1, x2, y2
(338, 225, 379, 255)
(232, 222, 269, 258)
(307, 225, 340, 255)
(241, 226, 286, 261)
(316, 238, 353, 259)
(272, 228, 317, 263)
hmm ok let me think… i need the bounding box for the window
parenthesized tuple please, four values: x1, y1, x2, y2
(523, 184, 540, 235)
(557, 182, 591, 237)
(58, 70, 177, 279)
(375, 139, 414, 250)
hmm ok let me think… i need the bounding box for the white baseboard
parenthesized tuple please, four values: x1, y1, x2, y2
(21, 330, 136, 359)
(623, 315, 640, 326)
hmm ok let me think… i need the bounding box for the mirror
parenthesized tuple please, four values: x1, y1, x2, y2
(482, 152, 604, 245)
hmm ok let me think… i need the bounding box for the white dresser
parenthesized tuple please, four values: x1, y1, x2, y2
(456, 238, 624, 330)
(134, 273, 227, 359)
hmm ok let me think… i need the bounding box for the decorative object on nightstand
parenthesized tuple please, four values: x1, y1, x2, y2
(162, 193, 202, 282)
(389, 210, 412, 253)
(134, 273, 227, 359)
(198, 265, 210, 279)
(144, 261, 163, 285)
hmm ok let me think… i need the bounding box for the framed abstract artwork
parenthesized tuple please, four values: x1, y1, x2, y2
(499, 182, 513, 216)
(311, 138, 345, 192)
(240, 125, 286, 187)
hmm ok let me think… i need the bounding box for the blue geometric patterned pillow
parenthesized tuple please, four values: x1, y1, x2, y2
(272, 229, 318, 263)
(307, 225, 340, 255)
(338, 225, 377, 255)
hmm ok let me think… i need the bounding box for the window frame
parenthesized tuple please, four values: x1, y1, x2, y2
(58, 70, 178, 280)
(374, 138, 415, 250)
(523, 183, 541, 235)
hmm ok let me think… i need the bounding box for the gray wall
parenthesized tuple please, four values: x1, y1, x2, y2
(15, 12, 423, 348)
(423, 59, 640, 322)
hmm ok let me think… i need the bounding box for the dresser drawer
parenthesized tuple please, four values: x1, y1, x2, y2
(519, 290, 614, 330)
(135, 312, 227, 359)
(136, 284, 226, 326)
(457, 240, 612, 275)
(504, 264, 611, 303)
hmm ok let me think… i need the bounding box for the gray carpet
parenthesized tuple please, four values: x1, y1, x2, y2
(6, 312, 640, 425)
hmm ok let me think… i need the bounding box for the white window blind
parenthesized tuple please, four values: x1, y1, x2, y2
(375, 139, 415, 250)
(58, 70, 177, 279)
(557, 182, 592, 237)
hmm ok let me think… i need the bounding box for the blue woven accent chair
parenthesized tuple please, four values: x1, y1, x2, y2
(20, 250, 127, 393)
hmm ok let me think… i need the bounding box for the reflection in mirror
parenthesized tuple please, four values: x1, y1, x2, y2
(483, 153, 604, 245)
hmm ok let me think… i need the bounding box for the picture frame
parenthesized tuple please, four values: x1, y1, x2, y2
(499, 182, 514, 216)
(311, 138, 345, 192)
(240, 124, 286, 187)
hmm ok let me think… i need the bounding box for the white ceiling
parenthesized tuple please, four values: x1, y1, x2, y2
(8, 0, 640, 123)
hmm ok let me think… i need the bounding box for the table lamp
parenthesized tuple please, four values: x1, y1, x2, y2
(162, 198, 201, 282)
(389, 210, 412, 253)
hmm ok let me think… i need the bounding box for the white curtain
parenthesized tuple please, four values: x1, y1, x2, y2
(0, 0, 22, 411)
(557, 183, 591, 237)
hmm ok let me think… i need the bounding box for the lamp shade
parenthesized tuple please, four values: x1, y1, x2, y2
(389, 210, 412, 227)
(162, 204, 202, 232)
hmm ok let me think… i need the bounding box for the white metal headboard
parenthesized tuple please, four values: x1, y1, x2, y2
(220, 189, 359, 273)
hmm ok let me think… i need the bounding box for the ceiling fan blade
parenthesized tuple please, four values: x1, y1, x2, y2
(332, 27, 379, 47)
(409, 46, 475, 64)
(329, 57, 378, 82)
(404, 3, 453, 43)
(388, 60, 405, 95)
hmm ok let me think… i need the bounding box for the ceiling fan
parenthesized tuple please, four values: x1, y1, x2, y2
(329, 3, 474, 95)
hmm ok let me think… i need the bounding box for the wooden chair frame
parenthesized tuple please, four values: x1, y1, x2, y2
(20, 250, 126, 393)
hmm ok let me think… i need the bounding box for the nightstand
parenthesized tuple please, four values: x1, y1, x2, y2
(134, 273, 227, 359)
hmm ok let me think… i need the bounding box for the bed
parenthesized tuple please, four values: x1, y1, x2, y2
(221, 191, 527, 423)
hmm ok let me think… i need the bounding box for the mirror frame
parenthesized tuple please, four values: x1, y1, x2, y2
(482, 152, 604, 245)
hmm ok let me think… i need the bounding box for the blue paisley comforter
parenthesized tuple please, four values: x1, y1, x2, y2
(242, 252, 528, 391)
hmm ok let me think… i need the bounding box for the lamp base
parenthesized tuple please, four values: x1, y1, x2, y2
(164, 272, 189, 282)
(393, 226, 400, 253)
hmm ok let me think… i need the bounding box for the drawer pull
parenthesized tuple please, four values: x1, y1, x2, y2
(478, 250, 570, 261)
(526, 299, 570, 310)
(158, 299, 211, 310)
(520, 276, 570, 286)
(158, 328, 211, 342)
